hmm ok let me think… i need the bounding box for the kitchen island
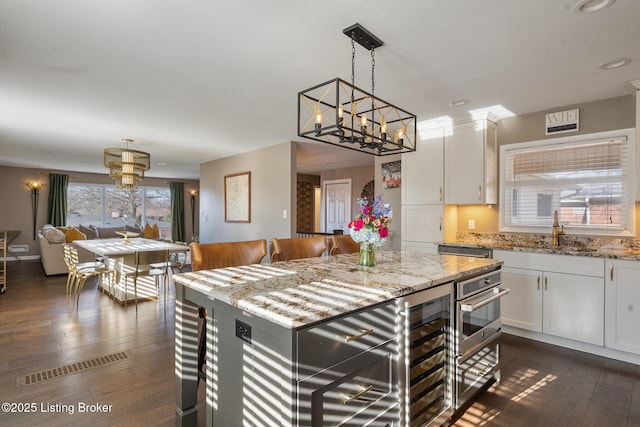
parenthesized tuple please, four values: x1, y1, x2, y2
(173, 251, 502, 427)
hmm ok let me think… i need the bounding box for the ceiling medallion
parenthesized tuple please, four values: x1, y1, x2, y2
(297, 23, 417, 156)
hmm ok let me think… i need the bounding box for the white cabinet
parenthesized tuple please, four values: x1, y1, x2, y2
(543, 271, 604, 346)
(445, 120, 497, 205)
(495, 250, 604, 346)
(401, 205, 443, 244)
(402, 132, 444, 205)
(605, 259, 640, 354)
(401, 131, 444, 250)
(500, 266, 542, 332)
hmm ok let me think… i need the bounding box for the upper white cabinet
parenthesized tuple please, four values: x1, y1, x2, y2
(402, 131, 444, 205)
(605, 259, 640, 354)
(445, 120, 497, 205)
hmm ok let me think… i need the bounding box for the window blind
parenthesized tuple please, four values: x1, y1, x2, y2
(503, 137, 629, 230)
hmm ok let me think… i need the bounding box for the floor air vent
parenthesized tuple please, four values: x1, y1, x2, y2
(23, 351, 131, 385)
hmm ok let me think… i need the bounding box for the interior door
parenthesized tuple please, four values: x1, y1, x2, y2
(323, 179, 351, 234)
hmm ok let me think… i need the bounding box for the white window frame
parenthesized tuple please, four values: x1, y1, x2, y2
(499, 128, 635, 237)
(67, 183, 172, 237)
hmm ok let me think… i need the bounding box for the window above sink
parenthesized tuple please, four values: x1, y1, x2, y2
(499, 128, 636, 237)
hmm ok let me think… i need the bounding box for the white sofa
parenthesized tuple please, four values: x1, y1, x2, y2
(38, 229, 96, 276)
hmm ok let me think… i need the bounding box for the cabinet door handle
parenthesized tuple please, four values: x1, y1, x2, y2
(345, 328, 374, 342)
(439, 217, 442, 231)
(439, 187, 443, 202)
(610, 265, 614, 281)
(478, 185, 482, 200)
(544, 276, 548, 291)
(342, 384, 373, 405)
(537, 276, 540, 290)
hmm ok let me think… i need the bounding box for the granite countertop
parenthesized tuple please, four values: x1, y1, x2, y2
(173, 251, 501, 329)
(441, 236, 640, 261)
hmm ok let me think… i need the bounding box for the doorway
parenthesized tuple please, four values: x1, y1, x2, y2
(322, 179, 351, 234)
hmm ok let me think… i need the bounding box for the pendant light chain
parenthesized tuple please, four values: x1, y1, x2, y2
(350, 31, 356, 109)
(371, 48, 375, 98)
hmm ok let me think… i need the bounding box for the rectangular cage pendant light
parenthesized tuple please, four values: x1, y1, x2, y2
(297, 24, 417, 156)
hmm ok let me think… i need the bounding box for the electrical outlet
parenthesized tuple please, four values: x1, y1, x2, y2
(468, 219, 476, 230)
(235, 319, 252, 344)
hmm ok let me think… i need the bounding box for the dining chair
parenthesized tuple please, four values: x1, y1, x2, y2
(63, 244, 108, 294)
(329, 234, 360, 255)
(123, 249, 169, 310)
(270, 236, 327, 262)
(63, 244, 114, 308)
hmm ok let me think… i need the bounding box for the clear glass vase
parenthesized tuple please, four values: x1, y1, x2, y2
(358, 242, 376, 267)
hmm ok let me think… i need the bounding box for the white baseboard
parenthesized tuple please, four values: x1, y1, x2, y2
(503, 325, 640, 365)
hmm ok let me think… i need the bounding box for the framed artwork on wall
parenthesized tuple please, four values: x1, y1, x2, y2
(381, 160, 401, 189)
(224, 171, 251, 223)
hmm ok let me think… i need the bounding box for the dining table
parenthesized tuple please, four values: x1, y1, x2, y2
(73, 237, 189, 304)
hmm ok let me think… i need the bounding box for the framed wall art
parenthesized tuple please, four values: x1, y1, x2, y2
(224, 171, 251, 223)
(381, 160, 401, 189)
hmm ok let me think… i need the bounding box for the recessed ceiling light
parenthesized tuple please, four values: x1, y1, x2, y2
(598, 57, 631, 70)
(157, 162, 168, 166)
(449, 99, 468, 107)
(572, 0, 616, 15)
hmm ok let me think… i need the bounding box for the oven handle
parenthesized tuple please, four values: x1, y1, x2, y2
(460, 287, 510, 312)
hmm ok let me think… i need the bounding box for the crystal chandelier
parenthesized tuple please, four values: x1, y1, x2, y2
(103, 138, 150, 190)
(298, 23, 416, 156)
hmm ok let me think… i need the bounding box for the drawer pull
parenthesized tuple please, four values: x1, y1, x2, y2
(342, 384, 373, 404)
(345, 328, 374, 342)
(468, 361, 498, 377)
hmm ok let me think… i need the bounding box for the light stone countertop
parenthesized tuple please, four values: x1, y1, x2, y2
(441, 240, 640, 260)
(173, 251, 502, 329)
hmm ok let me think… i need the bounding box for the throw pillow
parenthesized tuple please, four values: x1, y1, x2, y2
(152, 223, 160, 238)
(65, 227, 86, 243)
(143, 224, 155, 239)
(79, 224, 99, 239)
(43, 227, 66, 244)
(56, 226, 69, 234)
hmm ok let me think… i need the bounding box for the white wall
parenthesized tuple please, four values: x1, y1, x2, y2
(199, 142, 295, 244)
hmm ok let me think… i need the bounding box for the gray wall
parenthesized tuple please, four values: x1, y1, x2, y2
(499, 94, 635, 145)
(0, 165, 198, 259)
(198, 141, 295, 244)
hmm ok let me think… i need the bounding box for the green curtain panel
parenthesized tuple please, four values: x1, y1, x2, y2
(47, 173, 69, 226)
(170, 181, 185, 242)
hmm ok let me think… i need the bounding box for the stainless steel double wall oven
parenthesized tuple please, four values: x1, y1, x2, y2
(437, 244, 509, 411)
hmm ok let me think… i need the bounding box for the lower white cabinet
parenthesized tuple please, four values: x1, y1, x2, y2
(605, 259, 640, 354)
(542, 271, 604, 346)
(500, 266, 543, 332)
(496, 250, 604, 346)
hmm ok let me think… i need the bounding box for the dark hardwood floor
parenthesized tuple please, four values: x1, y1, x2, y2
(1, 260, 638, 426)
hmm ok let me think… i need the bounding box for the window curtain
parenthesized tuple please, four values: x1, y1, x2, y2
(47, 173, 69, 226)
(170, 181, 185, 242)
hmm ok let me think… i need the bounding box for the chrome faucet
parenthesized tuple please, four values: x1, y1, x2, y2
(552, 210, 564, 247)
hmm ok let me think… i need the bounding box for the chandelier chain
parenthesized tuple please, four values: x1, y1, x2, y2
(371, 48, 375, 98)
(350, 31, 356, 105)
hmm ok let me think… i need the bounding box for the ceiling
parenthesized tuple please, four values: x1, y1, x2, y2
(1, 0, 639, 179)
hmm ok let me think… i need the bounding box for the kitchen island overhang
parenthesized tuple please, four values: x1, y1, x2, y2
(173, 251, 502, 427)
